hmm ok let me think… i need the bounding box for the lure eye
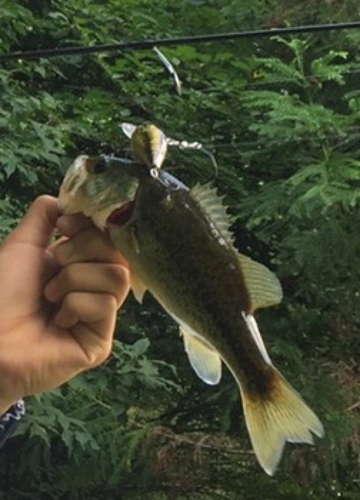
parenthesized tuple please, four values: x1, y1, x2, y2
(93, 157, 107, 174)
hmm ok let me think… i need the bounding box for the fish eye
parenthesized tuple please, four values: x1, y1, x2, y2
(93, 157, 107, 174)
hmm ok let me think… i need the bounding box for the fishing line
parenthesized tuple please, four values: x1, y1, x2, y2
(0, 21, 359, 62)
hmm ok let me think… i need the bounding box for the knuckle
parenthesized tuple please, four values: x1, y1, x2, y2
(108, 264, 130, 287)
(86, 340, 112, 368)
(61, 292, 77, 312)
(33, 194, 54, 208)
(101, 293, 118, 312)
(95, 344, 112, 365)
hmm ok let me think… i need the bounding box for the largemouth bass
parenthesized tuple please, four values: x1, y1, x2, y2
(58, 134, 323, 475)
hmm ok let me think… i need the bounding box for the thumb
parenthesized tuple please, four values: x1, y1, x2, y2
(6, 195, 59, 248)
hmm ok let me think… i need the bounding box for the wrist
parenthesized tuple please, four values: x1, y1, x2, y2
(0, 399, 25, 449)
(0, 399, 17, 415)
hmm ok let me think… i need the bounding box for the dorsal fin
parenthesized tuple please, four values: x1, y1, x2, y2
(237, 253, 283, 312)
(191, 183, 235, 245)
(191, 184, 282, 313)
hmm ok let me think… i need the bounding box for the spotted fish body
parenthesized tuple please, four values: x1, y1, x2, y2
(114, 174, 271, 382)
(58, 131, 323, 475)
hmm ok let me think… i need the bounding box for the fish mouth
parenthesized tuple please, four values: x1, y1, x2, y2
(106, 201, 135, 227)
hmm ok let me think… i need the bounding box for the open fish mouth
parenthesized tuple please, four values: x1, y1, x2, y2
(106, 200, 135, 227)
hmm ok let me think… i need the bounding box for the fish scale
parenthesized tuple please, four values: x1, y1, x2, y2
(121, 177, 271, 391)
(126, 176, 251, 328)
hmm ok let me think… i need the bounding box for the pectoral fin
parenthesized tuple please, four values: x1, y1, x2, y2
(129, 270, 147, 303)
(237, 253, 283, 313)
(181, 327, 222, 386)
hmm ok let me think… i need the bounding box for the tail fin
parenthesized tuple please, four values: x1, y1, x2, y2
(241, 367, 324, 475)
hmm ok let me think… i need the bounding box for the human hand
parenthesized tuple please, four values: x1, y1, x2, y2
(0, 196, 130, 413)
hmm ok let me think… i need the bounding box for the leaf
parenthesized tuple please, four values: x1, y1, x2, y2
(130, 338, 150, 357)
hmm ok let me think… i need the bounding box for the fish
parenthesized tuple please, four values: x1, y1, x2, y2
(58, 130, 324, 475)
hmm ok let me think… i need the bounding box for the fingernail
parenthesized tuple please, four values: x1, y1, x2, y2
(44, 279, 59, 302)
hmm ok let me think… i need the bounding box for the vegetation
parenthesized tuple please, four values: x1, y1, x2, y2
(1, 0, 360, 498)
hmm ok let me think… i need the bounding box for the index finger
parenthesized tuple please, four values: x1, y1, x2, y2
(56, 212, 93, 238)
(54, 226, 128, 267)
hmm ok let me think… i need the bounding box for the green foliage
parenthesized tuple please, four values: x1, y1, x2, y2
(2, 339, 179, 499)
(1, 0, 360, 499)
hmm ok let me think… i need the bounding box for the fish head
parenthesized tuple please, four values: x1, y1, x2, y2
(58, 155, 140, 230)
